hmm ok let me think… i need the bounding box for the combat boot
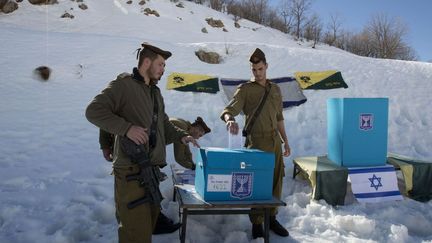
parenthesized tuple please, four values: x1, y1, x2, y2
(252, 223, 264, 239)
(153, 213, 181, 235)
(269, 216, 289, 237)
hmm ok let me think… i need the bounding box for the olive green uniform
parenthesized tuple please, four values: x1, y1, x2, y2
(220, 80, 285, 224)
(167, 118, 195, 169)
(100, 117, 195, 170)
(86, 71, 188, 243)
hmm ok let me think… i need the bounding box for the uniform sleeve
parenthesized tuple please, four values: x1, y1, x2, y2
(85, 80, 132, 136)
(173, 142, 194, 169)
(99, 129, 114, 149)
(275, 85, 284, 121)
(220, 84, 246, 120)
(163, 114, 189, 143)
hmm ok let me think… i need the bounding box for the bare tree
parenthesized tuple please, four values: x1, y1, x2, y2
(278, 0, 294, 34)
(265, 8, 288, 32)
(303, 13, 322, 48)
(366, 13, 411, 59)
(289, 0, 312, 39)
(240, 0, 269, 24)
(226, 0, 242, 21)
(326, 12, 343, 46)
(209, 0, 224, 11)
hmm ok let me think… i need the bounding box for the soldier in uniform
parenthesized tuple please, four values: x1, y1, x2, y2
(99, 129, 182, 235)
(97, 116, 209, 234)
(220, 48, 291, 239)
(86, 42, 199, 243)
(167, 116, 211, 170)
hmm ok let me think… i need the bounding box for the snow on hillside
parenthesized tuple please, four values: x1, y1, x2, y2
(1, 1, 431, 242)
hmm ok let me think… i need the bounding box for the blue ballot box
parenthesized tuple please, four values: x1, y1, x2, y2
(194, 147, 274, 201)
(327, 98, 389, 167)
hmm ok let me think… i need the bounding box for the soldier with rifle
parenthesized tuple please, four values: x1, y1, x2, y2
(86, 42, 198, 243)
(99, 128, 182, 234)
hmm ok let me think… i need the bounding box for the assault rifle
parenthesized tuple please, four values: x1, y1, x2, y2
(120, 137, 163, 209)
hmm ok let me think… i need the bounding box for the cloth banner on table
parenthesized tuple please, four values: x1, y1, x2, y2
(387, 153, 432, 202)
(220, 77, 307, 109)
(348, 165, 403, 203)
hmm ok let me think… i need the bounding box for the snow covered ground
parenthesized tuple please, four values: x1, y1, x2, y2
(0, 1, 431, 242)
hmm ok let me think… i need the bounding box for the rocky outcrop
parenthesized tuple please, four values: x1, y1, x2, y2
(60, 11, 74, 18)
(78, 3, 87, 10)
(205, 18, 224, 28)
(28, 0, 58, 4)
(34, 66, 51, 81)
(2, 1, 18, 14)
(195, 50, 221, 64)
(143, 8, 159, 17)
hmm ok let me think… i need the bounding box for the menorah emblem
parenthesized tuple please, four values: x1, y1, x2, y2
(359, 113, 373, 131)
(236, 175, 249, 193)
(231, 172, 253, 199)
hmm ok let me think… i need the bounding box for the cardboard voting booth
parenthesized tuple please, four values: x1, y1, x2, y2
(194, 147, 274, 201)
(327, 98, 389, 167)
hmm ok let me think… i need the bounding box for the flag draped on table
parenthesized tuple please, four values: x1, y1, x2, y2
(220, 77, 307, 109)
(348, 165, 403, 203)
(295, 70, 348, 90)
(167, 72, 219, 93)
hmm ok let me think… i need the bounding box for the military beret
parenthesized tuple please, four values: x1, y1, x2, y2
(192, 116, 211, 134)
(141, 42, 172, 60)
(249, 48, 266, 64)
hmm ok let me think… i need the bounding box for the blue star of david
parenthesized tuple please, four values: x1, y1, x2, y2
(369, 174, 383, 191)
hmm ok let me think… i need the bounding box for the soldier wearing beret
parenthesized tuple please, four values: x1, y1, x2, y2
(86, 42, 199, 243)
(220, 48, 291, 239)
(167, 116, 211, 170)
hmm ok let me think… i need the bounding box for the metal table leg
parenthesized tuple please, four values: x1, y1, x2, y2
(263, 208, 270, 243)
(180, 208, 188, 243)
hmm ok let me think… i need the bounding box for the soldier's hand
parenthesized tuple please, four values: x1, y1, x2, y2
(102, 148, 113, 162)
(126, 125, 149, 145)
(182, 135, 200, 148)
(226, 121, 239, 135)
(283, 143, 291, 157)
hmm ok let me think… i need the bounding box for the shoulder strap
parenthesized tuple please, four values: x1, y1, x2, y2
(148, 86, 159, 149)
(242, 83, 271, 137)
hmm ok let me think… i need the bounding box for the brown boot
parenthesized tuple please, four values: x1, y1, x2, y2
(252, 223, 264, 239)
(270, 216, 289, 237)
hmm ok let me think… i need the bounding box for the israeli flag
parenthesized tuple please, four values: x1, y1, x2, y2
(348, 165, 403, 203)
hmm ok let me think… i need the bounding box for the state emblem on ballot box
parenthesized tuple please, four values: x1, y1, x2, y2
(194, 147, 274, 201)
(231, 172, 253, 199)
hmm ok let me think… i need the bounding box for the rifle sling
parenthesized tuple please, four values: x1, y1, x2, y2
(149, 86, 159, 149)
(243, 83, 271, 137)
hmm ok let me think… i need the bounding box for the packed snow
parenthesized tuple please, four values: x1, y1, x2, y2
(0, 1, 431, 242)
